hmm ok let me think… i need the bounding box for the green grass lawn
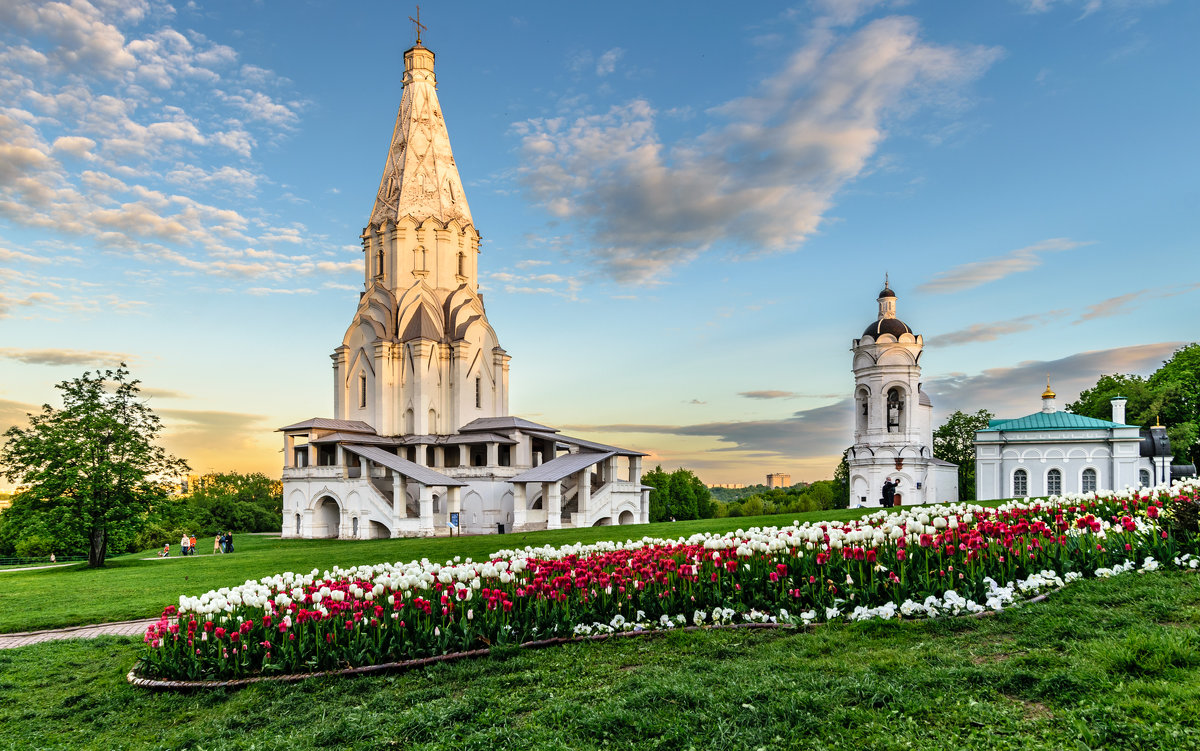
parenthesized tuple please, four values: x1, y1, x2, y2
(1, 570, 1198, 750)
(0, 508, 888, 633)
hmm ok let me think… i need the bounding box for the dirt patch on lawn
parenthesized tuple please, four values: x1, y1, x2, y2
(1002, 694, 1054, 721)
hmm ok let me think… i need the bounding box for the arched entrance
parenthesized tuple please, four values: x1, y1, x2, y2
(618, 510, 635, 525)
(314, 496, 341, 539)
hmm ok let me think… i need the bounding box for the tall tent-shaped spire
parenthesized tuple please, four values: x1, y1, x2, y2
(369, 43, 473, 228)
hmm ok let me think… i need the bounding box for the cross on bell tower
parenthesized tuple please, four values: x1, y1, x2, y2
(409, 6, 427, 46)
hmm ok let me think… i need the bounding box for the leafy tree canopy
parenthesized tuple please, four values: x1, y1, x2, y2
(1067, 343, 1200, 466)
(641, 466, 715, 522)
(0, 365, 188, 566)
(933, 409, 994, 502)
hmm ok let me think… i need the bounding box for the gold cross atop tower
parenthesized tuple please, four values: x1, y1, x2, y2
(409, 6, 427, 45)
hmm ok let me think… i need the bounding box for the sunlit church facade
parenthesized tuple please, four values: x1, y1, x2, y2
(280, 41, 648, 539)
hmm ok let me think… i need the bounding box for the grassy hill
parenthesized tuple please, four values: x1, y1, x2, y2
(0, 571, 1197, 750)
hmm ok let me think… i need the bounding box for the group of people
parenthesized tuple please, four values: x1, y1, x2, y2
(157, 531, 235, 557)
(881, 477, 903, 507)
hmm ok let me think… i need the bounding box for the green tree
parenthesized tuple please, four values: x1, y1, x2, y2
(1067, 344, 1200, 466)
(1067, 374, 1153, 423)
(688, 472, 716, 519)
(805, 480, 836, 511)
(666, 471, 696, 520)
(186, 472, 282, 532)
(642, 465, 671, 522)
(640, 466, 712, 521)
(0, 365, 188, 567)
(831, 449, 850, 509)
(1147, 344, 1200, 466)
(933, 409, 994, 502)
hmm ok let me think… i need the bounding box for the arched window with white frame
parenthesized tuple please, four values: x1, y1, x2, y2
(1082, 468, 1097, 493)
(1013, 468, 1028, 497)
(1047, 468, 1062, 496)
(1139, 469, 1150, 488)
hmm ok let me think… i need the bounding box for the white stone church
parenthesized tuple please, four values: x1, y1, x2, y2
(847, 282, 959, 507)
(280, 41, 648, 539)
(974, 387, 1177, 500)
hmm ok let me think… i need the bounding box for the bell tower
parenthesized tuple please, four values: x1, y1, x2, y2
(331, 38, 510, 437)
(847, 279, 939, 506)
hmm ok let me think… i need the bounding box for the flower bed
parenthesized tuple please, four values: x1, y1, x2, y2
(134, 480, 1200, 684)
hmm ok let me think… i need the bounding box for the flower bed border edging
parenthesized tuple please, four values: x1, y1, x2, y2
(126, 591, 1054, 691)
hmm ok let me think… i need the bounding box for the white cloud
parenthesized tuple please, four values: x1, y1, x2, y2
(917, 238, 1090, 294)
(1075, 283, 1200, 323)
(486, 269, 582, 300)
(50, 135, 97, 159)
(0, 347, 131, 367)
(0, 246, 50, 264)
(0, 0, 138, 76)
(812, 0, 911, 26)
(1014, 0, 1166, 16)
(246, 287, 316, 296)
(596, 48, 624, 76)
(0, 0, 323, 290)
(515, 14, 1000, 284)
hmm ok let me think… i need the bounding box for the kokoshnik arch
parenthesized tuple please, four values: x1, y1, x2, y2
(279, 40, 649, 539)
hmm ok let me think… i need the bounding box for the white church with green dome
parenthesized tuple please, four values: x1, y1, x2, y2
(974, 384, 1175, 500)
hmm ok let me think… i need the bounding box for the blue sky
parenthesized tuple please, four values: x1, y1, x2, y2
(0, 0, 1196, 488)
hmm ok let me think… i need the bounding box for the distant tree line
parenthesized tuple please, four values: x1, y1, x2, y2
(642, 466, 847, 521)
(713, 480, 844, 518)
(708, 484, 777, 504)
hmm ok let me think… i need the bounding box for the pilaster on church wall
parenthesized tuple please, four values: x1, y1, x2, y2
(331, 346, 348, 420)
(359, 231, 373, 288)
(433, 226, 453, 290)
(494, 349, 511, 416)
(437, 343, 452, 434)
(450, 340, 471, 431)
(380, 220, 397, 286)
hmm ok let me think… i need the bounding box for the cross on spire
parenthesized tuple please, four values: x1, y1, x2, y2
(409, 6, 427, 45)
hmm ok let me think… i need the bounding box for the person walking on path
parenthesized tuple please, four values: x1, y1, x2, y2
(179, 533, 189, 556)
(213, 534, 221, 554)
(189, 534, 197, 555)
(226, 531, 234, 554)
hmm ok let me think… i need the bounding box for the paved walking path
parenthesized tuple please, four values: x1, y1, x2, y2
(0, 562, 84, 573)
(0, 617, 156, 650)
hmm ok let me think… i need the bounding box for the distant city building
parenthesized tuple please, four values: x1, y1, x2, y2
(974, 390, 1192, 500)
(709, 483, 747, 490)
(0, 495, 10, 513)
(765, 473, 791, 489)
(847, 281, 958, 507)
(176, 474, 205, 495)
(279, 40, 647, 539)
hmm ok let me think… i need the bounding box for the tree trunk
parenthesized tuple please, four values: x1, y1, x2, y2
(88, 526, 107, 567)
